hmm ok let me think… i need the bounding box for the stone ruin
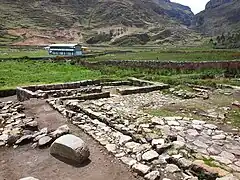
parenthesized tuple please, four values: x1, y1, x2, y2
(1, 77, 240, 180)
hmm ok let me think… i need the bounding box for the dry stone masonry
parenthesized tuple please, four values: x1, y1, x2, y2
(1, 78, 240, 180)
(46, 79, 240, 180)
(0, 101, 70, 148)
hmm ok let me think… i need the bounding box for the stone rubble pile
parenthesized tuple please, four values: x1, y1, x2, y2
(47, 91, 240, 180)
(0, 101, 70, 148)
(169, 87, 209, 100)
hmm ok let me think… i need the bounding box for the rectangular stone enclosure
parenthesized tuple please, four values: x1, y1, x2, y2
(16, 78, 169, 101)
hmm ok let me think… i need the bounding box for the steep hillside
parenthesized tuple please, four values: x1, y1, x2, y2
(0, 0, 196, 45)
(192, 0, 240, 36)
(0, 0, 194, 28)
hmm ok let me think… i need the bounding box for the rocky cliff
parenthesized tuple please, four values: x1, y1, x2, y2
(192, 0, 240, 36)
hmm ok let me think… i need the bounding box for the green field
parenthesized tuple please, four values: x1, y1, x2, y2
(0, 60, 239, 90)
(0, 46, 240, 61)
(0, 47, 49, 58)
(0, 45, 239, 90)
(86, 49, 240, 62)
(0, 60, 101, 89)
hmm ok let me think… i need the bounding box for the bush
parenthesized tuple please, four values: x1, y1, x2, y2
(86, 33, 112, 44)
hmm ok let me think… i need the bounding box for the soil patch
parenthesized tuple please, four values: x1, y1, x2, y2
(0, 99, 142, 180)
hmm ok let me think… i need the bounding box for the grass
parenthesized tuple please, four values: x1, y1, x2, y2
(0, 46, 240, 61)
(203, 158, 219, 168)
(227, 108, 240, 127)
(0, 48, 49, 58)
(0, 59, 239, 90)
(0, 60, 102, 89)
(85, 48, 240, 62)
(0, 59, 239, 129)
(144, 106, 203, 120)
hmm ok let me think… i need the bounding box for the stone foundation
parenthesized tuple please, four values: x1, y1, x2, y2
(16, 78, 170, 102)
(0, 89, 16, 98)
(117, 85, 169, 95)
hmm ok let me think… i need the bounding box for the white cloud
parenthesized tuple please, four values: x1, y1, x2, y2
(171, 0, 210, 14)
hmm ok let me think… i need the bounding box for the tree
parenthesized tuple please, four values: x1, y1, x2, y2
(220, 33, 225, 44)
(216, 36, 221, 44)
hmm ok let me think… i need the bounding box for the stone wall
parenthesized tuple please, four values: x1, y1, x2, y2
(16, 80, 103, 101)
(16, 78, 169, 101)
(16, 87, 37, 102)
(16, 79, 136, 101)
(23, 80, 101, 92)
(0, 89, 16, 98)
(116, 85, 169, 95)
(78, 60, 240, 71)
(59, 92, 110, 101)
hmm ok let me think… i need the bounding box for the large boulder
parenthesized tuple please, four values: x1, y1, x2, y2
(50, 134, 90, 164)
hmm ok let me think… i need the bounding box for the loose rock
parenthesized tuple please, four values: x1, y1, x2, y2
(132, 163, 151, 175)
(212, 134, 226, 140)
(178, 158, 192, 168)
(165, 164, 180, 173)
(119, 134, 132, 145)
(15, 135, 33, 145)
(106, 144, 117, 153)
(38, 136, 53, 147)
(49, 125, 70, 138)
(142, 150, 159, 161)
(120, 157, 137, 167)
(204, 124, 218, 130)
(144, 171, 160, 180)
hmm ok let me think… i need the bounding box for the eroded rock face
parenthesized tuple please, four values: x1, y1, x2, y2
(206, 0, 234, 9)
(50, 134, 90, 164)
(192, 0, 239, 35)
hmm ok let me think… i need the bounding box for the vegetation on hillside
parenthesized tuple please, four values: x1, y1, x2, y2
(0, 0, 196, 45)
(210, 32, 240, 49)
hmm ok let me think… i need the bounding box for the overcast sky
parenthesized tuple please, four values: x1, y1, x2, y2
(171, 0, 210, 14)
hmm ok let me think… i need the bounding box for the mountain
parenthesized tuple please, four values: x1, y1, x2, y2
(0, 0, 198, 45)
(192, 0, 240, 36)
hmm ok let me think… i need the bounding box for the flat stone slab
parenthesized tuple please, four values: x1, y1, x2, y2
(50, 134, 90, 165)
(142, 150, 159, 161)
(132, 163, 151, 175)
(38, 136, 53, 147)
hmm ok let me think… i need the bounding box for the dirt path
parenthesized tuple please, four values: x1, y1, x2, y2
(0, 99, 142, 180)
